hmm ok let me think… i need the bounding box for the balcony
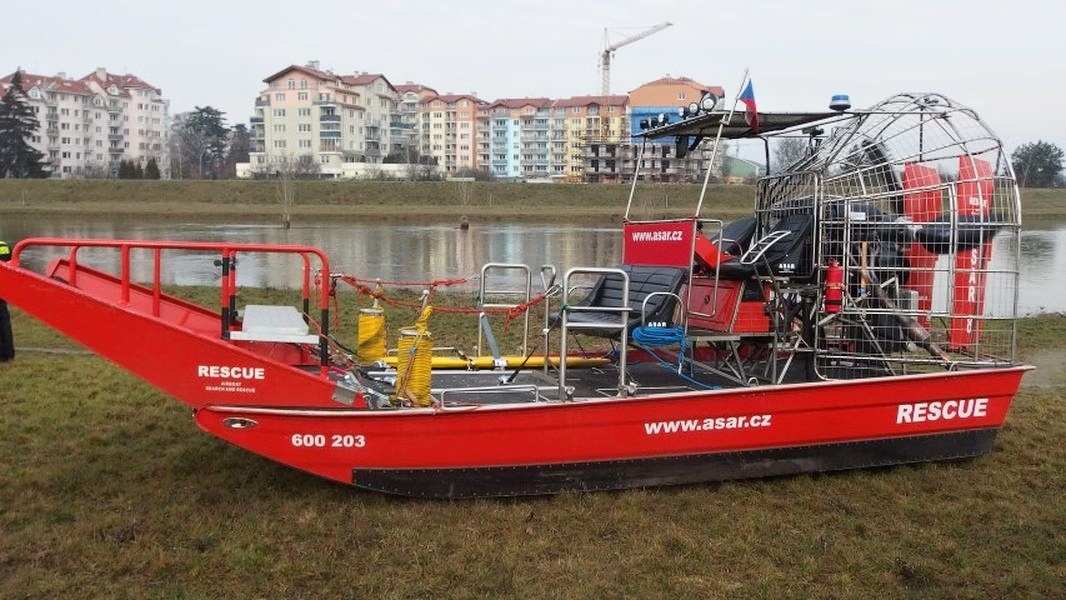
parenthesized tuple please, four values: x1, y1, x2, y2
(319, 114, 341, 122)
(108, 134, 124, 141)
(255, 98, 270, 107)
(249, 116, 264, 124)
(318, 130, 341, 138)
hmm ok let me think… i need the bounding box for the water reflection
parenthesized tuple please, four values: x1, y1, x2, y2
(1, 214, 1062, 315)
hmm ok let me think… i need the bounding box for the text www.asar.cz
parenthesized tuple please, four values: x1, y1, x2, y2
(644, 414, 772, 435)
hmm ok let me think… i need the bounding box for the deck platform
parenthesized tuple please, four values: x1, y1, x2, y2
(230, 305, 319, 344)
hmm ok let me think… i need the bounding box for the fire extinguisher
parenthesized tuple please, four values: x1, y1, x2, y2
(824, 258, 844, 313)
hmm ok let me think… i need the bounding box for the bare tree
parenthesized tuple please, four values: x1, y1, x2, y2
(251, 155, 322, 228)
(771, 136, 810, 173)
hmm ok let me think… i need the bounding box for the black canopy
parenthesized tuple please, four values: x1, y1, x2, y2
(642, 110, 839, 140)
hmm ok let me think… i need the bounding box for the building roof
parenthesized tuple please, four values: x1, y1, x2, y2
(553, 95, 629, 108)
(262, 63, 340, 84)
(488, 97, 553, 110)
(723, 156, 766, 178)
(634, 75, 723, 97)
(395, 82, 438, 96)
(80, 69, 160, 95)
(425, 93, 485, 105)
(1, 70, 94, 96)
(340, 73, 397, 96)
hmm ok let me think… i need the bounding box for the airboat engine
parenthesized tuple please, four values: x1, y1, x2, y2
(756, 92, 1021, 378)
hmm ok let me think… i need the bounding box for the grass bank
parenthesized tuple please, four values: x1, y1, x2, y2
(0, 294, 1063, 598)
(3, 179, 1063, 224)
(0, 179, 754, 222)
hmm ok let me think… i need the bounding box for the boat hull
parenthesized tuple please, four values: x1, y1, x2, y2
(350, 429, 997, 498)
(195, 366, 1027, 498)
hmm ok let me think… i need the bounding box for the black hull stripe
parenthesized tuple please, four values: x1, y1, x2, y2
(351, 429, 998, 499)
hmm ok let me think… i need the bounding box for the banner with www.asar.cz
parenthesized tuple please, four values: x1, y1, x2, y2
(622, 220, 696, 267)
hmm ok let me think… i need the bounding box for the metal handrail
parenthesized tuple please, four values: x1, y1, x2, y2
(559, 267, 630, 400)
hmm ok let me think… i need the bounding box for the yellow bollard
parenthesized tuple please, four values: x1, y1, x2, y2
(356, 306, 386, 364)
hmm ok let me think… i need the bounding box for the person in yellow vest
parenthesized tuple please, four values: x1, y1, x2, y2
(0, 240, 13, 361)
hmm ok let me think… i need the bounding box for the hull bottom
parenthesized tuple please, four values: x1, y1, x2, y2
(352, 428, 998, 498)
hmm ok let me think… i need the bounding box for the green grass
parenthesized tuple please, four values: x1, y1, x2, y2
(2, 180, 1064, 226)
(0, 179, 757, 223)
(0, 297, 1063, 598)
(1, 180, 1062, 597)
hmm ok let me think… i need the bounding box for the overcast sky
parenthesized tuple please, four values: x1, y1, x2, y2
(3, 0, 1061, 155)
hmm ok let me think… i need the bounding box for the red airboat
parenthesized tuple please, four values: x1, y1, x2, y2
(0, 91, 1030, 498)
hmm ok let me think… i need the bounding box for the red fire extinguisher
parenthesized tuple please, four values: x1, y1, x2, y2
(825, 258, 844, 313)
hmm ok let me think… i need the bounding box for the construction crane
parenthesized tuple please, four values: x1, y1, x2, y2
(600, 21, 673, 96)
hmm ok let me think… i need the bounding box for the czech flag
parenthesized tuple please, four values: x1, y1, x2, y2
(739, 80, 758, 132)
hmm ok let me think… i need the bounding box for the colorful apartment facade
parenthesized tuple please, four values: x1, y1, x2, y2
(0, 68, 169, 178)
(552, 95, 630, 183)
(394, 82, 437, 162)
(624, 76, 724, 183)
(477, 98, 552, 180)
(421, 94, 483, 174)
(246, 62, 724, 182)
(248, 62, 403, 178)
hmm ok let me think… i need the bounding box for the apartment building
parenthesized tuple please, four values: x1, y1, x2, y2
(248, 62, 402, 178)
(244, 62, 725, 183)
(550, 95, 630, 183)
(477, 98, 552, 180)
(0, 68, 168, 178)
(343, 72, 400, 162)
(394, 83, 438, 161)
(624, 76, 724, 183)
(421, 93, 484, 175)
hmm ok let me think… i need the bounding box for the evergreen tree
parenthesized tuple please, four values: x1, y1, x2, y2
(144, 157, 160, 179)
(1011, 141, 1064, 188)
(169, 106, 229, 179)
(222, 123, 250, 178)
(0, 70, 47, 178)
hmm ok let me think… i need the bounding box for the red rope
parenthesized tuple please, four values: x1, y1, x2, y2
(333, 273, 551, 328)
(341, 275, 473, 289)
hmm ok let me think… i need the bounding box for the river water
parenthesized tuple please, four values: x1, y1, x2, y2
(1, 214, 1064, 315)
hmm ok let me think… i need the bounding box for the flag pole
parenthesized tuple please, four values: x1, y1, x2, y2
(695, 68, 751, 216)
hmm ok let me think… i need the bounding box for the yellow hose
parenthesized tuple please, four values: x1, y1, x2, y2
(394, 306, 433, 407)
